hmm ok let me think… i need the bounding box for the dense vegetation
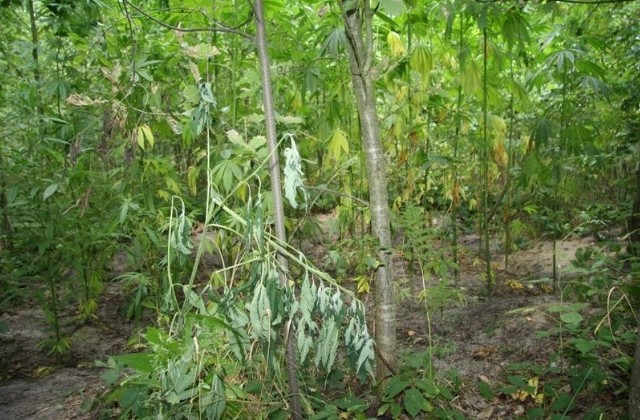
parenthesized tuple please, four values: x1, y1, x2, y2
(1, 0, 639, 418)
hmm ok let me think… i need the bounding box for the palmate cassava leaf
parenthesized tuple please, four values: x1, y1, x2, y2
(327, 128, 349, 162)
(501, 9, 531, 51)
(387, 31, 406, 57)
(461, 56, 481, 95)
(507, 79, 531, 110)
(212, 159, 243, 193)
(410, 44, 432, 82)
(321, 28, 346, 56)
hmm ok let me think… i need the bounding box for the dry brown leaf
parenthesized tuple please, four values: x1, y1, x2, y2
(472, 346, 497, 359)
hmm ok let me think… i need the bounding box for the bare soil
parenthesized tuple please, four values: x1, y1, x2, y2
(0, 220, 627, 419)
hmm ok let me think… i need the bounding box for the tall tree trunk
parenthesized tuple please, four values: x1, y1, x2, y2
(629, 164, 640, 256)
(253, 1, 302, 418)
(341, 0, 397, 380)
(26, 0, 43, 117)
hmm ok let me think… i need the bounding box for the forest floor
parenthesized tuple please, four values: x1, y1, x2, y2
(0, 216, 628, 419)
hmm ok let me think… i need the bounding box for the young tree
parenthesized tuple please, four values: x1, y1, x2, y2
(340, 0, 397, 379)
(253, 0, 302, 417)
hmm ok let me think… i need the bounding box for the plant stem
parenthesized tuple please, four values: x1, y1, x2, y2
(253, 1, 302, 417)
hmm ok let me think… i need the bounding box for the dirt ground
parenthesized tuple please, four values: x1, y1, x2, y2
(0, 220, 627, 419)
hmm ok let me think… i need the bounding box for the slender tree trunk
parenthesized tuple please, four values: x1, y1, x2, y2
(629, 164, 640, 256)
(26, 0, 43, 117)
(341, 0, 397, 379)
(253, 1, 302, 418)
(481, 27, 493, 294)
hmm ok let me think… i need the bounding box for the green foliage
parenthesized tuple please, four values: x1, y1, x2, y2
(397, 205, 459, 279)
(377, 351, 462, 419)
(1, 0, 640, 416)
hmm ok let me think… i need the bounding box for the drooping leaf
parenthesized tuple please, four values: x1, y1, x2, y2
(387, 31, 406, 57)
(410, 43, 432, 82)
(501, 9, 531, 51)
(283, 137, 306, 209)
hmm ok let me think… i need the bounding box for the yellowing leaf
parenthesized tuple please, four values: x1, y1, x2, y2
(461, 57, 481, 95)
(187, 166, 199, 196)
(507, 279, 524, 290)
(387, 31, 406, 57)
(226, 129, 243, 143)
(32, 366, 54, 378)
(355, 274, 370, 294)
(66, 93, 104, 107)
(410, 44, 432, 82)
(139, 124, 154, 149)
(135, 125, 154, 150)
(189, 61, 200, 82)
(327, 128, 349, 163)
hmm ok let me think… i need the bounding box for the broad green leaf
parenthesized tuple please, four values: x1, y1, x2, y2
(404, 387, 427, 417)
(560, 312, 583, 324)
(183, 85, 200, 104)
(43, 183, 58, 201)
(113, 352, 154, 373)
(415, 378, 439, 397)
(385, 376, 412, 398)
(572, 338, 597, 354)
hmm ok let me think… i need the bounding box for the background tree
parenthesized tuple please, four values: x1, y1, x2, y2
(341, 0, 397, 379)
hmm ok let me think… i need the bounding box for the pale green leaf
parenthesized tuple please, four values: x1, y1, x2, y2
(560, 312, 583, 324)
(284, 137, 306, 209)
(43, 183, 59, 201)
(182, 85, 200, 104)
(377, 0, 407, 16)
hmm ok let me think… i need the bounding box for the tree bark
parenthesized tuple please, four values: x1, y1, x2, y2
(629, 164, 640, 256)
(341, 0, 397, 379)
(253, 1, 302, 418)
